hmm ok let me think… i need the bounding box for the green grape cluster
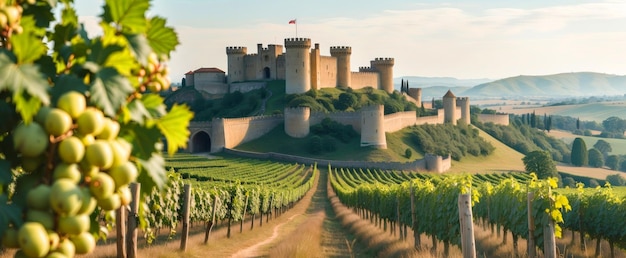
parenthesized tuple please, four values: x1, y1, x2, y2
(0, 0, 27, 35)
(140, 53, 171, 93)
(3, 91, 138, 257)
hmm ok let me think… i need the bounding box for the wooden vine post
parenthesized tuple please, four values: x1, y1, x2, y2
(543, 188, 557, 258)
(127, 183, 140, 258)
(527, 191, 536, 258)
(458, 193, 476, 258)
(180, 184, 191, 251)
(116, 204, 127, 258)
(240, 194, 249, 233)
(204, 195, 220, 244)
(410, 185, 420, 250)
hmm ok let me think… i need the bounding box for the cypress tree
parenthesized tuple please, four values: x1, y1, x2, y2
(571, 137, 588, 167)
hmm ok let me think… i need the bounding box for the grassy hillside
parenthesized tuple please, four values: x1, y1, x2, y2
(548, 130, 626, 155)
(464, 72, 626, 98)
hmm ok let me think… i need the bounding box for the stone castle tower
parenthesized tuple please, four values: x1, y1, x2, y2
(443, 90, 457, 125)
(284, 107, 310, 138)
(360, 105, 387, 149)
(225, 37, 394, 95)
(456, 97, 470, 125)
(285, 38, 312, 94)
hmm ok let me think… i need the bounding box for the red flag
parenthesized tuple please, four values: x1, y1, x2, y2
(289, 19, 296, 24)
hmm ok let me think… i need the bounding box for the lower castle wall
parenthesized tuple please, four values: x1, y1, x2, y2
(350, 72, 379, 90)
(384, 111, 417, 133)
(311, 112, 362, 132)
(230, 82, 266, 93)
(477, 114, 510, 125)
(223, 148, 453, 172)
(220, 115, 284, 149)
(195, 83, 229, 95)
(415, 115, 441, 125)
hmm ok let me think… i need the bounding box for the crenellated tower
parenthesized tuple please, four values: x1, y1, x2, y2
(371, 58, 394, 93)
(226, 46, 247, 83)
(456, 97, 470, 125)
(408, 88, 422, 105)
(443, 90, 457, 125)
(284, 38, 312, 94)
(330, 46, 352, 88)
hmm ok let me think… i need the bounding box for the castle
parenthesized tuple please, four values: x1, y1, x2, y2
(225, 38, 395, 94)
(183, 37, 509, 172)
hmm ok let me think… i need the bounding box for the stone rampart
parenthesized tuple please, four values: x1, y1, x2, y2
(224, 148, 452, 172)
(350, 72, 378, 90)
(310, 111, 362, 132)
(229, 82, 266, 93)
(218, 115, 284, 150)
(318, 56, 337, 88)
(415, 115, 441, 125)
(195, 83, 228, 95)
(477, 114, 510, 125)
(384, 111, 417, 133)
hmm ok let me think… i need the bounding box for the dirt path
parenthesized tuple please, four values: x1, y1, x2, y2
(231, 213, 299, 257)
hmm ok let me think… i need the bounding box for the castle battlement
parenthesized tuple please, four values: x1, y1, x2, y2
(456, 97, 469, 101)
(226, 46, 247, 54)
(284, 38, 311, 48)
(359, 66, 375, 72)
(330, 46, 352, 55)
(371, 57, 394, 65)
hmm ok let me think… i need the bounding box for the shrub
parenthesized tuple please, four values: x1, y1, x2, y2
(588, 179, 600, 188)
(570, 138, 588, 167)
(322, 136, 337, 152)
(309, 135, 323, 154)
(606, 155, 620, 170)
(588, 148, 604, 168)
(562, 177, 576, 188)
(606, 174, 626, 186)
(405, 148, 412, 159)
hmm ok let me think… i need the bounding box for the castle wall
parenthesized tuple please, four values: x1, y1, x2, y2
(185, 73, 195, 86)
(384, 111, 417, 133)
(217, 115, 284, 150)
(243, 55, 258, 81)
(477, 114, 510, 125)
(360, 105, 386, 149)
(195, 83, 228, 95)
(408, 88, 422, 104)
(229, 82, 266, 93)
(194, 72, 225, 85)
(350, 72, 379, 89)
(284, 107, 310, 138)
(224, 148, 452, 172)
(318, 56, 337, 89)
(310, 111, 362, 132)
(310, 44, 321, 90)
(276, 55, 286, 80)
(415, 115, 441, 125)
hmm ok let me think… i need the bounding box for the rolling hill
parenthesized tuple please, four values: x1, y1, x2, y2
(463, 72, 626, 98)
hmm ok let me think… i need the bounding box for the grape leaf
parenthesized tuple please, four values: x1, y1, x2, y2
(61, 4, 78, 26)
(122, 123, 161, 160)
(0, 160, 10, 184)
(10, 33, 47, 64)
(137, 152, 166, 192)
(102, 0, 150, 33)
(147, 16, 179, 58)
(125, 98, 151, 124)
(89, 67, 134, 117)
(124, 33, 152, 67)
(13, 91, 42, 124)
(142, 93, 166, 117)
(0, 53, 50, 110)
(156, 104, 193, 155)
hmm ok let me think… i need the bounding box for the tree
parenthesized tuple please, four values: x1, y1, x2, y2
(606, 174, 626, 186)
(576, 117, 580, 130)
(588, 148, 604, 168)
(522, 150, 558, 179)
(571, 137, 588, 167)
(0, 1, 190, 257)
(593, 139, 612, 156)
(530, 111, 536, 128)
(606, 155, 620, 170)
(182, 77, 186, 87)
(546, 116, 552, 132)
(335, 92, 358, 110)
(602, 116, 626, 134)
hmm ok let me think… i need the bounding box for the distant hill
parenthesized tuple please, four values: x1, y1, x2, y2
(463, 72, 626, 98)
(394, 76, 492, 88)
(420, 86, 471, 100)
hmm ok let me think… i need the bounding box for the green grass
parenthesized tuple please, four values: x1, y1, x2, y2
(550, 132, 626, 155)
(552, 102, 626, 122)
(555, 186, 626, 197)
(235, 124, 419, 162)
(263, 80, 287, 115)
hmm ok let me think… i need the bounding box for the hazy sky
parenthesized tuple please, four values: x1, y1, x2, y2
(75, 0, 626, 81)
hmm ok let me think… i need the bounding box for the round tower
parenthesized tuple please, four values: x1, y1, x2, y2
(371, 58, 394, 93)
(330, 46, 352, 88)
(284, 107, 310, 138)
(360, 105, 387, 149)
(456, 97, 470, 125)
(284, 38, 312, 94)
(443, 90, 457, 125)
(226, 46, 247, 83)
(408, 88, 422, 105)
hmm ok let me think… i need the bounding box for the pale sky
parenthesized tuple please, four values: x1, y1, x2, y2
(75, 0, 626, 82)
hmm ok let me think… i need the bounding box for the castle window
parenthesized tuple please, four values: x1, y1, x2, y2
(264, 55, 269, 62)
(295, 69, 298, 73)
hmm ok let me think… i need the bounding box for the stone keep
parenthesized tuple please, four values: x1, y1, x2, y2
(443, 90, 457, 125)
